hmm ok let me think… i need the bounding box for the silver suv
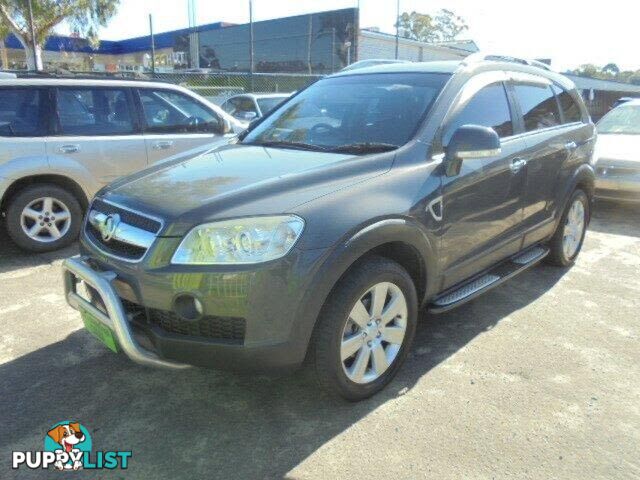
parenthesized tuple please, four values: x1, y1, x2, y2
(0, 76, 241, 252)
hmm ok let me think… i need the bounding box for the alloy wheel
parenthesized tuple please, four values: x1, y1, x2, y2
(20, 197, 72, 243)
(562, 198, 585, 259)
(341, 282, 408, 384)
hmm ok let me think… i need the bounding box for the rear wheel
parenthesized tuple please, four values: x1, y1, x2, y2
(5, 184, 82, 252)
(547, 189, 589, 266)
(311, 256, 418, 401)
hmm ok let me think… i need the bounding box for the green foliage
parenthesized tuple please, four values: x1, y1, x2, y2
(570, 63, 640, 85)
(398, 9, 468, 43)
(0, 0, 119, 47)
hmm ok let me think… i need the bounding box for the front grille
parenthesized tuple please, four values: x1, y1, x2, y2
(92, 198, 162, 234)
(84, 198, 162, 261)
(148, 309, 246, 343)
(86, 223, 147, 260)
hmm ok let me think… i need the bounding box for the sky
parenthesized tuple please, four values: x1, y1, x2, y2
(79, 0, 639, 72)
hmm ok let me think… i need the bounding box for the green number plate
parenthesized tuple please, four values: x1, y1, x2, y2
(81, 308, 119, 353)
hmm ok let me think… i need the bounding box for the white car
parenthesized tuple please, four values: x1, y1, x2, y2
(594, 99, 640, 202)
(0, 76, 243, 251)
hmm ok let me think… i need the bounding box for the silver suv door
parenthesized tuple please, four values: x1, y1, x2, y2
(136, 88, 229, 164)
(0, 86, 48, 181)
(46, 87, 147, 191)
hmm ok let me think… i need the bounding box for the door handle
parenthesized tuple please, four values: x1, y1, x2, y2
(153, 140, 174, 150)
(565, 141, 577, 151)
(510, 158, 527, 173)
(58, 144, 80, 154)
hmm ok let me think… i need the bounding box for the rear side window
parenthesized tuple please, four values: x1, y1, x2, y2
(0, 88, 46, 137)
(446, 83, 513, 143)
(56, 88, 134, 136)
(138, 89, 221, 134)
(551, 85, 582, 123)
(513, 84, 561, 131)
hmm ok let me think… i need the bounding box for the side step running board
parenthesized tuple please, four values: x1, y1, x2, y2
(428, 245, 549, 313)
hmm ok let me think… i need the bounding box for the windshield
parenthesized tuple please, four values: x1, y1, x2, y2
(257, 97, 287, 115)
(597, 104, 640, 135)
(243, 73, 450, 152)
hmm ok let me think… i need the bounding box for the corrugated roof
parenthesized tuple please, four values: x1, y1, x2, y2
(565, 74, 640, 94)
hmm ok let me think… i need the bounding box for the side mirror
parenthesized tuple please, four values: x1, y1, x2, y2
(221, 117, 233, 135)
(444, 125, 501, 176)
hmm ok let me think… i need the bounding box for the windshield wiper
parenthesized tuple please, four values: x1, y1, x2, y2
(245, 140, 328, 152)
(328, 142, 400, 154)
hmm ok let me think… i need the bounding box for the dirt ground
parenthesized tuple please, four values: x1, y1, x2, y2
(1, 200, 639, 479)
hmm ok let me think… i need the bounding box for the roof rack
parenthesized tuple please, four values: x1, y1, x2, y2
(462, 53, 552, 71)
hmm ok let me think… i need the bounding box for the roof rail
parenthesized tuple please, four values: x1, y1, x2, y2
(462, 53, 552, 71)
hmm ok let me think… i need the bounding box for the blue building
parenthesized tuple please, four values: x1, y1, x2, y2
(1, 8, 473, 73)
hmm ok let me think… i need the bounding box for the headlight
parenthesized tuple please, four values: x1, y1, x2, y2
(171, 215, 305, 265)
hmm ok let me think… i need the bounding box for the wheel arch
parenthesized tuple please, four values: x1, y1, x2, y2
(558, 164, 595, 225)
(294, 217, 439, 361)
(1, 174, 90, 214)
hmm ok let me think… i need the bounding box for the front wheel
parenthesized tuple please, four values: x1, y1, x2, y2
(5, 184, 82, 252)
(546, 189, 589, 267)
(310, 256, 418, 401)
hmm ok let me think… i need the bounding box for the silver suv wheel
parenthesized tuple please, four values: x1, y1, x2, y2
(20, 196, 72, 243)
(562, 198, 585, 259)
(341, 282, 408, 384)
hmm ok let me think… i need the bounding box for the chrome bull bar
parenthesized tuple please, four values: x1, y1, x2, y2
(62, 256, 190, 370)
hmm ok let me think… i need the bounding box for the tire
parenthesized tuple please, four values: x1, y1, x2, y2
(5, 184, 82, 252)
(546, 189, 589, 267)
(310, 256, 418, 401)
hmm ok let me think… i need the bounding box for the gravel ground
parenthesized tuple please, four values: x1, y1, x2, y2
(1, 201, 639, 479)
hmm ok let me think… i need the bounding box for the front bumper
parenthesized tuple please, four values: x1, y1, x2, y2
(595, 164, 640, 202)
(63, 256, 190, 369)
(63, 241, 329, 371)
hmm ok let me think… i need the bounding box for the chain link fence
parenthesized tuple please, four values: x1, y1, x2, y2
(118, 71, 324, 105)
(8, 69, 324, 105)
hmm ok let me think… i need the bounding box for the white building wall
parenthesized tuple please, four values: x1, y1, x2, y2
(357, 31, 470, 63)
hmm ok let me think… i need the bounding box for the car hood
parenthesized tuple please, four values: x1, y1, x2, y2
(595, 133, 640, 164)
(101, 143, 393, 236)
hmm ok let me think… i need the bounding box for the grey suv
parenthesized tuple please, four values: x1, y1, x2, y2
(63, 57, 596, 400)
(0, 77, 240, 252)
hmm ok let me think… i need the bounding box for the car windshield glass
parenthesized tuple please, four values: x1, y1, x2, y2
(243, 73, 450, 151)
(597, 105, 640, 134)
(257, 97, 286, 114)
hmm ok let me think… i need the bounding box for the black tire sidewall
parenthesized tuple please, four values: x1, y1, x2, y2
(313, 256, 418, 401)
(6, 184, 82, 252)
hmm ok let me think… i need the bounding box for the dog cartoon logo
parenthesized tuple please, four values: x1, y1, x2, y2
(13, 420, 131, 471)
(45, 422, 91, 471)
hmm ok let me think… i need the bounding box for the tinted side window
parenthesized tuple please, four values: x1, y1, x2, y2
(551, 85, 582, 123)
(0, 88, 45, 137)
(56, 88, 134, 136)
(446, 83, 513, 142)
(514, 84, 561, 131)
(139, 89, 221, 134)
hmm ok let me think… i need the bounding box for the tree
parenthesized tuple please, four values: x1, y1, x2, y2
(398, 9, 468, 43)
(0, 22, 8, 69)
(0, 0, 119, 71)
(602, 63, 620, 76)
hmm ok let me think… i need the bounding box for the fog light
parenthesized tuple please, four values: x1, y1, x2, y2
(173, 294, 203, 321)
